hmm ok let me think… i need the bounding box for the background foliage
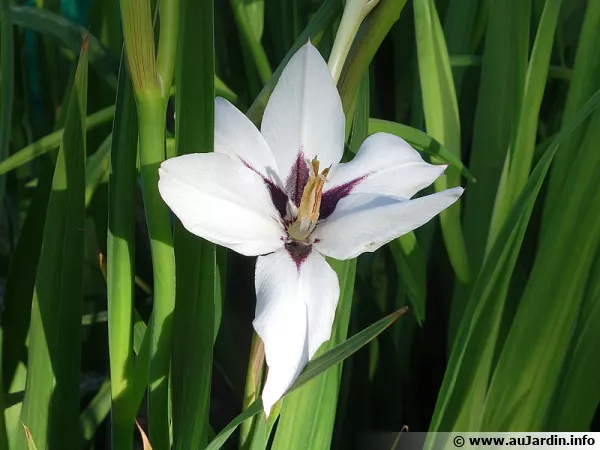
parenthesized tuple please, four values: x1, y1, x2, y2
(0, 0, 599, 448)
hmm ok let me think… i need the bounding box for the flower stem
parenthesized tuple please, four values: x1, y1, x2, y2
(328, 0, 379, 84)
(119, 0, 179, 447)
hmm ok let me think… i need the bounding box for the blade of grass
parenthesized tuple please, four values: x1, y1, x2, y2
(414, 0, 469, 283)
(171, 0, 217, 448)
(542, 0, 600, 232)
(487, 0, 562, 251)
(107, 53, 138, 450)
(481, 101, 600, 432)
(443, 0, 480, 93)
(546, 248, 600, 430)
(17, 39, 88, 450)
(388, 234, 426, 324)
(425, 89, 600, 445)
(85, 132, 111, 207)
(546, 248, 600, 432)
(206, 307, 408, 450)
(450, 0, 530, 343)
(0, 105, 114, 175)
(1, 159, 53, 397)
(460, 0, 530, 271)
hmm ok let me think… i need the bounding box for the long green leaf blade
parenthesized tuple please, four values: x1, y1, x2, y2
(414, 0, 469, 283)
(17, 39, 88, 450)
(107, 54, 138, 450)
(171, 0, 217, 448)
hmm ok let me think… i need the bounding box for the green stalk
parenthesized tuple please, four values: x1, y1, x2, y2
(328, 0, 379, 84)
(138, 95, 176, 449)
(119, 0, 179, 447)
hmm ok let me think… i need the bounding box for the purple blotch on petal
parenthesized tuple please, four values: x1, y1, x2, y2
(285, 242, 312, 272)
(285, 151, 309, 206)
(320, 175, 367, 219)
(240, 158, 289, 219)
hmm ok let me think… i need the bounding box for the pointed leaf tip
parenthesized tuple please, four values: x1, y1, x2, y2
(81, 33, 89, 53)
(136, 421, 153, 450)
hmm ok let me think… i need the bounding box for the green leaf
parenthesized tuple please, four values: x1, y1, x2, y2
(414, 0, 469, 283)
(543, 0, 600, 231)
(206, 307, 408, 450)
(388, 234, 427, 324)
(79, 380, 111, 442)
(85, 133, 112, 207)
(487, 0, 562, 250)
(0, 105, 115, 175)
(451, 0, 531, 343)
(481, 95, 600, 431)
(17, 39, 88, 450)
(460, 0, 530, 271)
(171, 0, 217, 448)
(426, 89, 600, 444)
(106, 54, 138, 450)
(547, 248, 600, 430)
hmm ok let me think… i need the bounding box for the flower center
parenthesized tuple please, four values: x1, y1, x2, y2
(287, 157, 329, 242)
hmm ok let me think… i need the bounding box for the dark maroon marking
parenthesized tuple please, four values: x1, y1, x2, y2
(319, 175, 367, 220)
(240, 158, 289, 219)
(285, 241, 312, 271)
(285, 151, 309, 206)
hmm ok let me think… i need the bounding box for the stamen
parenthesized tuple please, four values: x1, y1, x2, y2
(287, 157, 330, 241)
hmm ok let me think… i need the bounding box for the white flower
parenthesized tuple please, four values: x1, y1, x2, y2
(158, 41, 463, 416)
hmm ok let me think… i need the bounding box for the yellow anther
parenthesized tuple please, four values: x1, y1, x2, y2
(288, 157, 330, 241)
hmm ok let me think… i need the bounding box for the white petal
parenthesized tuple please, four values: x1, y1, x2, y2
(254, 247, 340, 415)
(158, 152, 285, 256)
(325, 132, 447, 199)
(261, 41, 345, 183)
(313, 188, 464, 260)
(215, 97, 282, 186)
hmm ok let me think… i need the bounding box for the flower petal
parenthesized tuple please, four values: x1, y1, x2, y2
(313, 188, 464, 260)
(261, 41, 345, 186)
(254, 247, 340, 415)
(158, 152, 285, 256)
(215, 97, 282, 186)
(320, 133, 447, 219)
